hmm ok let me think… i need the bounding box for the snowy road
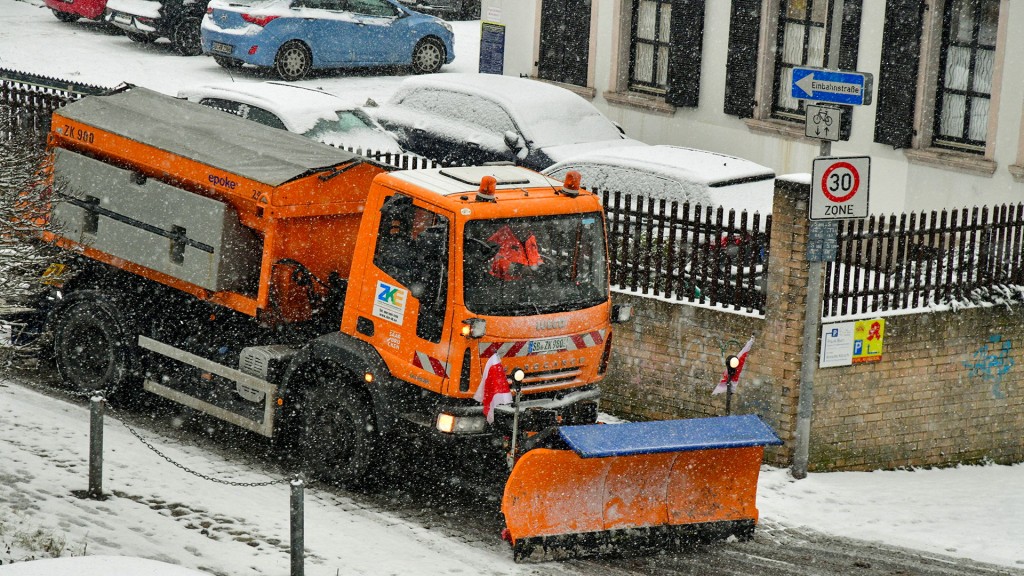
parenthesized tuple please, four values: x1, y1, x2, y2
(2, 367, 1020, 576)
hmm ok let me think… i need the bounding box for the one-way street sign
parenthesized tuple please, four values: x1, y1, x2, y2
(792, 67, 873, 106)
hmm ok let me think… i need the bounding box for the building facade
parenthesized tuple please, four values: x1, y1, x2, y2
(480, 0, 1024, 215)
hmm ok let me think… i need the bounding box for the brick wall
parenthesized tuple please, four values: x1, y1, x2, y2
(601, 177, 1024, 471)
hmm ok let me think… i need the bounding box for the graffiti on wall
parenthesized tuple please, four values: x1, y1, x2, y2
(962, 334, 1014, 399)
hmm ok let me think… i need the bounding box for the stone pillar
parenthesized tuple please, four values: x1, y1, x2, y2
(759, 175, 814, 464)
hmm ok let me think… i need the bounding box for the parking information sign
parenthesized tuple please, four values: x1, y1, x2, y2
(810, 156, 870, 220)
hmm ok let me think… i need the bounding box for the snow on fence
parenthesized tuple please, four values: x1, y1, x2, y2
(598, 188, 771, 315)
(0, 67, 114, 139)
(825, 203, 1024, 317)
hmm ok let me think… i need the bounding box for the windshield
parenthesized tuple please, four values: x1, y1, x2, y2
(303, 109, 374, 140)
(463, 213, 608, 316)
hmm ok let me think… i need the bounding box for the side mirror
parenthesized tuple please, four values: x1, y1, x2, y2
(503, 130, 521, 150)
(611, 304, 632, 324)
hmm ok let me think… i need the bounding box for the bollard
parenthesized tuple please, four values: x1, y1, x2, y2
(290, 477, 304, 576)
(88, 393, 104, 499)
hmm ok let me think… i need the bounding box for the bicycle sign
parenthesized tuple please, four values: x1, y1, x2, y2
(805, 104, 842, 141)
(810, 156, 870, 220)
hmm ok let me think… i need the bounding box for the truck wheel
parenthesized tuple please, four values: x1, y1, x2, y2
(52, 9, 79, 22)
(302, 384, 378, 488)
(172, 16, 203, 56)
(53, 294, 140, 401)
(411, 38, 444, 74)
(274, 41, 312, 82)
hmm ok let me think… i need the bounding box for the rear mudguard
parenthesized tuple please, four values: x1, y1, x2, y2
(501, 414, 782, 562)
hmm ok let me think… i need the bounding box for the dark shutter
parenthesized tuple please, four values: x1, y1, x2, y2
(837, 0, 862, 70)
(874, 0, 925, 148)
(724, 0, 762, 117)
(538, 0, 592, 87)
(665, 0, 706, 107)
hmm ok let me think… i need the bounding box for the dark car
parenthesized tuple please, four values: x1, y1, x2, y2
(371, 73, 641, 171)
(397, 0, 479, 20)
(104, 0, 210, 56)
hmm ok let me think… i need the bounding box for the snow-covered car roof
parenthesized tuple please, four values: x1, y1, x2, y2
(177, 81, 367, 134)
(385, 73, 631, 149)
(544, 145, 776, 214)
(177, 81, 402, 153)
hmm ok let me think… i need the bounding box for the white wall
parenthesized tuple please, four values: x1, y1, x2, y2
(492, 0, 1024, 217)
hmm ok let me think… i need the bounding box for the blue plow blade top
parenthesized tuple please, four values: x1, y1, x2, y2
(557, 414, 783, 458)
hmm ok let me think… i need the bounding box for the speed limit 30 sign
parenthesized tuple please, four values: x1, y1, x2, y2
(810, 156, 870, 220)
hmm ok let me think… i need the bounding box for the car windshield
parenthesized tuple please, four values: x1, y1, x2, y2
(303, 109, 374, 139)
(515, 98, 623, 148)
(463, 213, 608, 316)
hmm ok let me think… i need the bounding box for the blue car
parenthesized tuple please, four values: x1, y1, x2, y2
(201, 0, 455, 81)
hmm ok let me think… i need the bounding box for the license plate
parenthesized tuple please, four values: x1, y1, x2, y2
(112, 12, 132, 25)
(212, 42, 234, 55)
(530, 336, 569, 355)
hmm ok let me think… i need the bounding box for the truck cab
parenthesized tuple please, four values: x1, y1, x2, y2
(344, 166, 615, 437)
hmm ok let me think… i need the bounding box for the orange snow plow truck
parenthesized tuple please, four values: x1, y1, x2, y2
(29, 87, 781, 561)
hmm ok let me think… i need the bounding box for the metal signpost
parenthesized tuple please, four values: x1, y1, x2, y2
(790, 0, 876, 478)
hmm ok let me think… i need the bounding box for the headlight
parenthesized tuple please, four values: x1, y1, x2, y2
(436, 412, 486, 434)
(440, 20, 453, 33)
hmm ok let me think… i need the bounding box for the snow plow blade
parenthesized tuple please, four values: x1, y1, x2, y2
(501, 414, 782, 562)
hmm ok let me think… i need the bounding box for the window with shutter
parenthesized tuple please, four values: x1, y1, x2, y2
(932, 0, 999, 154)
(724, 0, 762, 118)
(537, 0, 592, 87)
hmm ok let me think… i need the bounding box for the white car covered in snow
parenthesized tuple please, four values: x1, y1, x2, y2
(543, 145, 776, 215)
(177, 81, 403, 154)
(370, 73, 642, 170)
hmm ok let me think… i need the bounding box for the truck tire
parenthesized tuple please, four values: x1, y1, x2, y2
(52, 292, 140, 401)
(302, 383, 379, 488)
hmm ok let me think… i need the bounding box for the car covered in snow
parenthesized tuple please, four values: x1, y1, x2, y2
(370, 73, 642, 171)
(104, 0, 211, 56)
(544, 145, 775, 305)
(45, 0, 108, 21)
(201, 0, 455, 81)
(543, 145, 776, 215)
(397, 0, 479, 20)
(177, 81, 403, 153)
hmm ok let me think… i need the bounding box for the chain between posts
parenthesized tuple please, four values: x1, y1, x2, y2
(106, 403, 293, 488)
(22, 377, 293, 488)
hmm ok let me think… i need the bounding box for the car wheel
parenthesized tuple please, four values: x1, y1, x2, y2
(301, 381, 379, 488)
(53, 292, 140, 401)
(411, 37, 444, 74)
(274, 41, 312, 82)
(171, 16, 203, 56)
(126, 31, 155, 44)
(213, 55, 242, 69)
(52, 9, 80, 22)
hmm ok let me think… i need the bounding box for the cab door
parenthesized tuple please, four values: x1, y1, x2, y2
(354, 192, 456, 395)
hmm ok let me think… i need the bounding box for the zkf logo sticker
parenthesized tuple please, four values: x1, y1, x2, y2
(373, 280, 407, 325)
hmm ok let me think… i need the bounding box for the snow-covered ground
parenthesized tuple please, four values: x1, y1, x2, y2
(1, 379, 1021, 575)
(1, 1, 1023, 574)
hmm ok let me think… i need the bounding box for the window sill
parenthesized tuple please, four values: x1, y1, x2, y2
(1009, 164, 1024, 183)
(903, 148, 997, 177)
(743, 118, 819, 143)
(602, 91, 676, 116)
(530, 78, 596, 100)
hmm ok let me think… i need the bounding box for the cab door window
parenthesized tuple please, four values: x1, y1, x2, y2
(373, 194, 449, 342)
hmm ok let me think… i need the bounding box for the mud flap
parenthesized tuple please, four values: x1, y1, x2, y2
(501, 414, 782, 562)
